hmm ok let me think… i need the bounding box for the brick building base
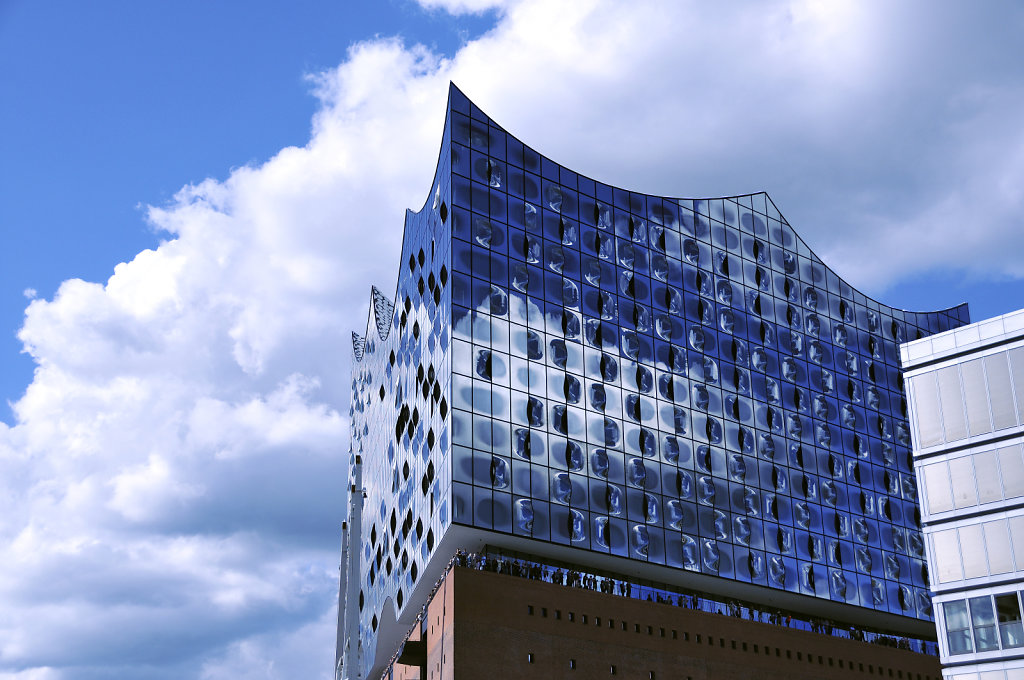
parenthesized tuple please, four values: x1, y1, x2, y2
(386, 566, 941, 680)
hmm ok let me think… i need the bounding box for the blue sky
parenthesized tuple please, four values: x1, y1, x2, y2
(0, 1, 496, 422)
(2, 1, 1024, 678)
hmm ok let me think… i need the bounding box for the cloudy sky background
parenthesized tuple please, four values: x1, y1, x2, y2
(2, 0, 1024, 677)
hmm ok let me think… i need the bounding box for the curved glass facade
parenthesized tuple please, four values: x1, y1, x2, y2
(342, 84, 969, 678)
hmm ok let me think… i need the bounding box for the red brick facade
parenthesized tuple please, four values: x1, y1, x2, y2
(390, 567, 942, 680)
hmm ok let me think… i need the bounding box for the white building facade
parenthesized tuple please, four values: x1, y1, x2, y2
(904, 310, 1024, 680)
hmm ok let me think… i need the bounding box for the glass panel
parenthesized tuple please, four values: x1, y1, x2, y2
(1010, 347, 1024, 424)
(944, 600, 973, 654)
(996, 593, 1024, 649)
(922, 462, 954, 514)
(910, 372, 944, 447)
(984, 520, 1014, 574)
(975, 450, 1003, 504)
(949, 456, 978, 509)
(960, 524, 988, 578)
(975, 628, 1002, 654)
(947, 629, 974, 656)
(962, 359, 993, 437)
(986, 353, 1017, 430)
(933, 529, 963, 582)
(937, 365, 968, 442)
(970, 595, 999, 652)
(946, 598, 972, 628)
(1011, 516, 1024, 570)
(1000, 445, 1024, 498)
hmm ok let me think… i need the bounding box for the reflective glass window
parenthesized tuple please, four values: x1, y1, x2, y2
(985, 353, 1017, 430)
(962, 359, 992, 437)
(949, 456, 978, 509)
(349, 91, 979, 653)
(921, 462, 954, 514)
(970, 596, 999, 652)
(910, 372, 943, 447)
(944, 600, 972, 654)
(937, 366, 968, 442)
(996, 593, 1024, 649)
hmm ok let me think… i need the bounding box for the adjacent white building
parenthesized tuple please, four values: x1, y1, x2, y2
(904, 309, 1024, 680)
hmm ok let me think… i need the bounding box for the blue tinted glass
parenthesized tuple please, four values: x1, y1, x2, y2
(344, 85, 968, 677)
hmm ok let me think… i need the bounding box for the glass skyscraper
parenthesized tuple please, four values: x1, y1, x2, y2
(337, 83, 969, 680)
(904, 310, 1024, 680)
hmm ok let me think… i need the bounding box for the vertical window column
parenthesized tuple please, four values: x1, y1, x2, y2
(996, 593, 1024, 649)
(969, 596, 999, 652)
(910, 372, 943, 448)
(937, 366, 968, 442)
(961, 359, 993, 437)
(943, 600, 972, 654)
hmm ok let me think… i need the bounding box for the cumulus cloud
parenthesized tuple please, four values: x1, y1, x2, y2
(2, 1, 1023, 678)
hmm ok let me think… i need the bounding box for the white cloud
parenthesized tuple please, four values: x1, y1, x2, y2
(3, 1, 1024, 678)
(414, 0, 511, 15)
(109, 453, 202, 523)
(198, 606, 338, 680)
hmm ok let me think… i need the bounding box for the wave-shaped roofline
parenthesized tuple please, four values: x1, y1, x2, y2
(352, 82, 968, 360)
(352, 84, 458, 360)
(443, 83, 967, 320)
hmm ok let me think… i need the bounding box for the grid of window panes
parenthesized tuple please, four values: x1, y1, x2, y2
(909, 345, 1024, 450)
(444, 86, 966, 620)
(919, 443, 1024, 517)
(942, 591, 1024, 655)
(929, 514, 1024, 584)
